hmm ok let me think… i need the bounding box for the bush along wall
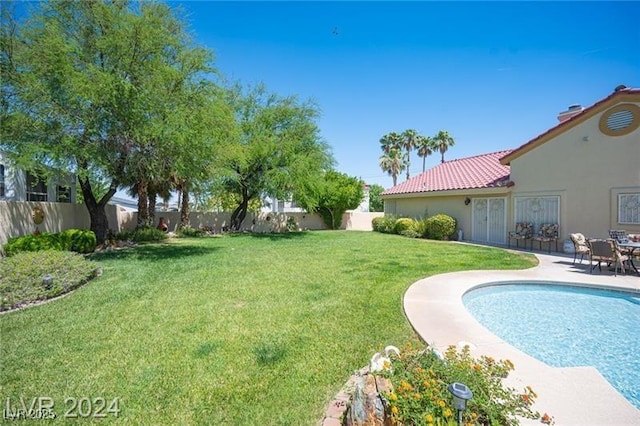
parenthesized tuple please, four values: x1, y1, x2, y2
(372, 214, 457, 241)
(3, 229, 97, 256)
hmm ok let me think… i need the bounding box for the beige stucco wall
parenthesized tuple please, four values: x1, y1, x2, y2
(0, 201, 90, 245)
(509, 101, 640, 240)
(1, 203, 381, 248)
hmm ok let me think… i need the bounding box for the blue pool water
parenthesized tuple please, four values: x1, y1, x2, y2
(463, 283, 640, 409)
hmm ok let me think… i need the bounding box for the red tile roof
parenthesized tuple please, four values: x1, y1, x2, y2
(382, 150, 513, 196)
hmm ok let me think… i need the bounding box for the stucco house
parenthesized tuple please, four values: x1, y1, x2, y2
(0, 150, 77, 204)
(381, 86, 640, 249)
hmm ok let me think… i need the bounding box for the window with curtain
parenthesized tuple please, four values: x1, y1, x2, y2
(514, 196, 560, 227)
(618, 193, 640, 224)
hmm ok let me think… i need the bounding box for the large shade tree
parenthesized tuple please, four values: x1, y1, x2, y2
(220, 84, 333, 231)
(0, 0, 219, 241)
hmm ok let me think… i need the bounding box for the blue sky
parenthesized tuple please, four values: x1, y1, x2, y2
(168, 1, 639, 189)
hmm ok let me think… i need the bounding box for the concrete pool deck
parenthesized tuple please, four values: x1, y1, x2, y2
(403, 245, 640, 425)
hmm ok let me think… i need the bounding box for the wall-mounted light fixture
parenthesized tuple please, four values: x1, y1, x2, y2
(464, 197, 471, 206)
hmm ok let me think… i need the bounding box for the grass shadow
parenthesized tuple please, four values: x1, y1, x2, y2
(233, 232, 312, 241)
(89, 243, 220, 263)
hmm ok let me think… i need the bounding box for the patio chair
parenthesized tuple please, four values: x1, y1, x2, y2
(587, 239, 628, 276)
(569, 233, 590, 264)
(507, 222, 533, 250)
(532, 224, 559, 253)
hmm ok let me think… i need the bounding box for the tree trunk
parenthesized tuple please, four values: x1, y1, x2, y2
(422, 156, 426, 173)
(230, 187, 250, 231)
(179, 182, 190, 228)
(77, 175, 117, 243)
(148, 190, 157, 225)
(136, 182, 149, 228)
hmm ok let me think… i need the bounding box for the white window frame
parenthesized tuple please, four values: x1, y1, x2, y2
(514, 196, 560, 229)
(618, 193, 640, 225)
(26, 171, 48, 202)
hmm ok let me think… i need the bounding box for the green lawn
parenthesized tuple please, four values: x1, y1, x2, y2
(0, 231, 536, 425)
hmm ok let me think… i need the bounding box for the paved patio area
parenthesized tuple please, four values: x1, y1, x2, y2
(403, 245, 640, 425)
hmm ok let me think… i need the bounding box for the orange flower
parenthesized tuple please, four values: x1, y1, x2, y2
(413, 392, 422, 400)
(521, 393, 530, 404)
(423, 380, 430, 388)
(541, 413, 554, 424)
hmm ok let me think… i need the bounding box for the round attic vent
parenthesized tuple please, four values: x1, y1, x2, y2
(598, 103, 640, 136)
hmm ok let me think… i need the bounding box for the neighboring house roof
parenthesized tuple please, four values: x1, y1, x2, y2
(500, 87, 640, 165)
(382, 150, 513, 196)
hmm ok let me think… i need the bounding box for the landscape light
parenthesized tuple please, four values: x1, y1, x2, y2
(448, 382, 472, 426)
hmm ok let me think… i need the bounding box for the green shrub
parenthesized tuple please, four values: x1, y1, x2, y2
(394, 218, 417, 235)
(0, 250, 100, 311)
(380, 342, 542, 425)
(372, 215, 397, 234)
(60, 229, 97, 253)
(177, 226, 205, 238)
(3, 229, 97, 257)
(399, 228, 421, 238)
(125, 226, 168, 243)
(372, 217, 385, 232)
(424, 214, 457, 240)
(3, 233, 63, 256)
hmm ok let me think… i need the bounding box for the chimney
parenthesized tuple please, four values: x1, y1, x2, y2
(557, 104, 584, 123)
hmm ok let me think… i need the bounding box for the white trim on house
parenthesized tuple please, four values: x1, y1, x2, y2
(0, 151, 77, 204)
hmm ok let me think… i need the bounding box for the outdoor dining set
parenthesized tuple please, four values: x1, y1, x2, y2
(507, 222, 640, 276)
(570, 230, 640, 277)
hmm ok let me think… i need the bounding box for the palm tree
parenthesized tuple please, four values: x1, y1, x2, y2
(416, 135, 435, 173)
(379, 148, 405, 186)
(433, 130, 455, 163)
(380, 132, 403, 154)
(401, 129, 419, 180)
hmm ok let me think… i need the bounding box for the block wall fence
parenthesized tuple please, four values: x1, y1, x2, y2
(0, 201, 383, 246)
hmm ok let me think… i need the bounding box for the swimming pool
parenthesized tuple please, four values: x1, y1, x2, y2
(463, 282, 640, 409)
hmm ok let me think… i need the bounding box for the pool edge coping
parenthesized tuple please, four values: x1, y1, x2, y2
(402, 251, 640, 425)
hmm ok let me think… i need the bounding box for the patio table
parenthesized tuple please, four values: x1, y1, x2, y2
(617, 241, 640, 276)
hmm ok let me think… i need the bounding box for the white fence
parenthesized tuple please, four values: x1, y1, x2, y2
(0, 201, 383, 246)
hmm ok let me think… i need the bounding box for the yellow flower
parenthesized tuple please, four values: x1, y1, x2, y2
(437, 400, 446, 408)
(383, 360, 392, 370)
(391, 406, 399, 415)
(423, 380, 430, 388)
(389, 392, 398, 402)
(425, 414, 434, 422)
(443, 408, 453, 418)
(399, 380, 413, 392)
(413, 392, 421, 400)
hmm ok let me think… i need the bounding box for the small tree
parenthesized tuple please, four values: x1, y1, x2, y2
(369, 184, 385, 212)
(296, 170, 364, 230)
